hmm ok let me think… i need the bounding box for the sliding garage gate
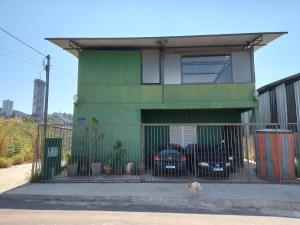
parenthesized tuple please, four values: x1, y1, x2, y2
(32, 123, 300, 183)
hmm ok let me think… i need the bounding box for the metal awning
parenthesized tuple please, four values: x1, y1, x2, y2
(46, 32, 287, 57)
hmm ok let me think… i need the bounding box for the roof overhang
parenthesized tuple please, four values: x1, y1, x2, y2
(46, 32, 287, 57)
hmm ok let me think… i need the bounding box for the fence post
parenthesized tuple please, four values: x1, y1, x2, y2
(31, 125, 40, 180)
(244, 124, 251, 183)
(276, 123, 281, 183)
(140, 124, 145, 182)
(193, 126, 198, 179)
(40, 124, 45, 180)
(89, 125, 92, 177)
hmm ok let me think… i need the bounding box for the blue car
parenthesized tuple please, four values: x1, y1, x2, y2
(186, 144, 231, 178)
(152, 148, 188, 176)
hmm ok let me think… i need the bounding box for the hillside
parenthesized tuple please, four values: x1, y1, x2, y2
(0, 118, 37, 168)
(0, 108, 73, 124)
(48, 112, 73, 124)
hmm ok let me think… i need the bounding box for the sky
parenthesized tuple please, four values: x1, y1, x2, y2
(0, 0, 299, 114)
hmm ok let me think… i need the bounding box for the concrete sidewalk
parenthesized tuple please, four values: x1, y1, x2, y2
(0, 163, 31, 193)
(1, 183, 300, 217)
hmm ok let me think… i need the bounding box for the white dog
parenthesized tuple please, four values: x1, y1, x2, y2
(187, 181, 203, 198)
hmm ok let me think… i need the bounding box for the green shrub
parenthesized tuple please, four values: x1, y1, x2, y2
(0, 157, 12, 168)
(11, 154, 25, 165)
(23, 151, 33, 162)
(5, 138, 22, 157)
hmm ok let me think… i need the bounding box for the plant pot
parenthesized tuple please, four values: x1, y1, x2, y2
(91, 162, 102, 176)
(125, 161, 134, 175)
(103, 165, 112, 175)
(67, 163, 78, 177)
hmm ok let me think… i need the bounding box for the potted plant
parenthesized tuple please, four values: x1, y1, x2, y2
(67, 155, 78, 177)
(125, 161, 134, 175)
(112, 140, 126, 175)
(91, 160, 102, 176)
(90, 117, 104, 176)
(103, 158, 112, 175)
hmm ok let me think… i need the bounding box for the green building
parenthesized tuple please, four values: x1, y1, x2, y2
(47, 32, 285, 170)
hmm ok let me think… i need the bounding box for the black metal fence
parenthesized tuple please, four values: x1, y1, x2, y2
(31, 123, 300, 183)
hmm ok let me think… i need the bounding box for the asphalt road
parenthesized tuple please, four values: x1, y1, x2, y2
(0, 208, 298, 225)
(0, 196, 300, 221)
(0, 197, 257, 215)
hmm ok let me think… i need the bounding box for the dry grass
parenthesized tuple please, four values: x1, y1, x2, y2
(0, 118, 36, 168)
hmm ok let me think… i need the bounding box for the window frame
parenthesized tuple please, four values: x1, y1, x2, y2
(180, 54, 233, 84)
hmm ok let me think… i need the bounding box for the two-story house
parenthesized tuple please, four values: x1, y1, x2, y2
(47, 32, 285, 176)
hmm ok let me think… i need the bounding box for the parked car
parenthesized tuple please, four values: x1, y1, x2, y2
(186, 144, 231, 178)
(216, 140, 240, 172)
(185, 144, 207, 170)
(157, 143, 184, 151)
(152, 144, 187, 176)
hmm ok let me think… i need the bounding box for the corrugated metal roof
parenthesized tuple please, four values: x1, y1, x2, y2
(258, 73, 300, 94)
(46, 32, 287, 57)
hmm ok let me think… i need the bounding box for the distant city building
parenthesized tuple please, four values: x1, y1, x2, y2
(2, 99, 13, 117)
(32, 78, 45, 119)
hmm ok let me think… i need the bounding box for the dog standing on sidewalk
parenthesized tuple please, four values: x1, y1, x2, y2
(187, 181, 203, 198)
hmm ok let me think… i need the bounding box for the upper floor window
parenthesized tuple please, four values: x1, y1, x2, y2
(181, 55, 232, 84)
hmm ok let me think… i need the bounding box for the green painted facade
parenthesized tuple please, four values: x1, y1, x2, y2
(72, 50, 258, 166)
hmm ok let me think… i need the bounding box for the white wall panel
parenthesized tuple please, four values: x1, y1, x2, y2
(232, 51, 252, 83)
(142, 50, 160, 83)
(164, 54, 181, 84)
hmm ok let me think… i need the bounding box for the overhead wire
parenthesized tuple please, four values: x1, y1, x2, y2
(0, 52, 42, 68)
(0, 47, 41, 63)
(0, 27, 75, 80)
(51, 65, 75, 78)
(0, 52, 75, 80)
(0, 26, 46, 57)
